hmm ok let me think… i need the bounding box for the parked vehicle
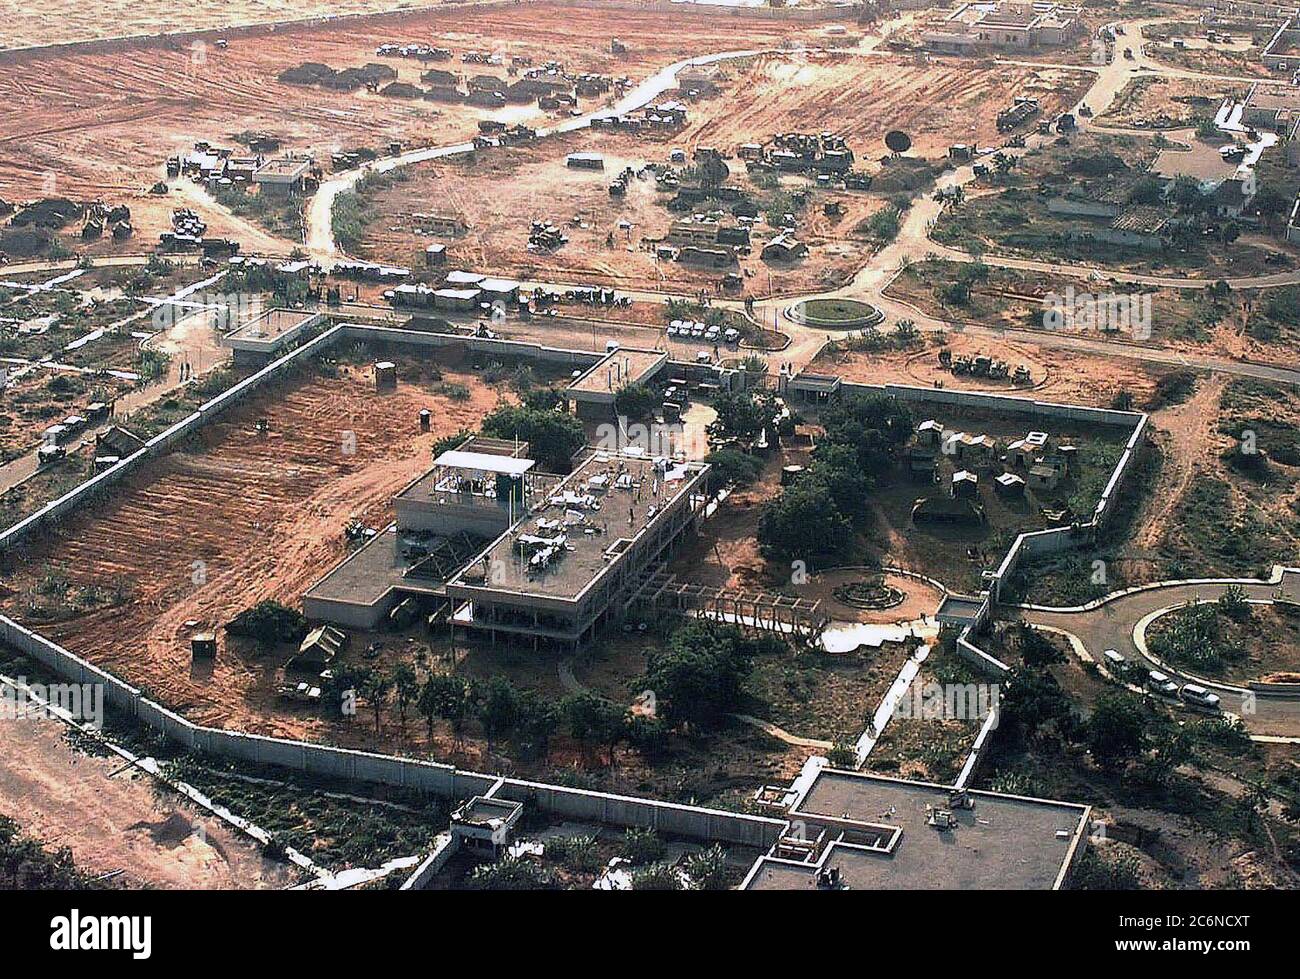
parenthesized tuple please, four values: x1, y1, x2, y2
(1102, 648, 1126, 670)
(1179, 683, 1221, 711)
(37, 444, 66, 466)
(1146, 671, 1179, 697)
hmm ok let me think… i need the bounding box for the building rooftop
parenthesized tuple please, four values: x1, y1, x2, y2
(225, 308, 323, 353)
(447, 450, 707, 603)
(567, 347, 668, 401)
(253, 155, 313, 180)
(743, 770, 1089, 891)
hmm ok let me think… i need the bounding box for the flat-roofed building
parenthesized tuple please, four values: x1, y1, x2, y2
(566, 347, 669, 418)
(922, 1, 1084, 52)
(223, 308, 324, 365)
(252, 155, 313, 197)
(742, 769, 1091, 890)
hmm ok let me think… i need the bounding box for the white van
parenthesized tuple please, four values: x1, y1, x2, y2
(695, 350, 711, 365)
(1101, 648, 1126, 670)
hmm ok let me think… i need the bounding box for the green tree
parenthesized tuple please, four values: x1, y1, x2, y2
(704, 448, 764, 491)
(391, 663, 419, 730)
(807, 441, 873, 521)
(643, 623, 766, 729)
(630, 863, 683, 890)
(514, 690, 561, 761)
(466, 855, 560, 890)
(358, 670, 392, 733)
(757, 478, 852, 564)
(1008, 621, 1065, 667)
(613, 384, 658, 422)
(1217, 584, 1250, 623)
(563, 693, 627, 765)
(419, 673, 473, 742)
(683, 844, 735, 890)
(999, 666, 1072, 743)
(711, 389, 777, 440)
(478, 677, 521, 745)
(1086, 692, 1147, 769)
(480, 403, 585, 471)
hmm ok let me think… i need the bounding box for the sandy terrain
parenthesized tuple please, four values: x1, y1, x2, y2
(0, 713, 294, 888)
(1099, 75, 1248, 129)
(0, 4, 833, 197)
(358, 128, 882, 293)
(810, 338, 1163, 410)
(678, 51, 1093, 159)
(0, 0, 441, 49)
(0, 3, 839, 260)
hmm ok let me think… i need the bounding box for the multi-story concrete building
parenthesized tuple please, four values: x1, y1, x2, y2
(445, 448, 710, 650)
(305, 433, 709, 649)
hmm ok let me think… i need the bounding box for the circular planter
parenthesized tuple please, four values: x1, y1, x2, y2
(833, 576, 907, 611)
(785, 298, 884, 330)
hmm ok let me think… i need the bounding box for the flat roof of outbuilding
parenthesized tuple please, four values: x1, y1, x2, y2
(743, 770, 1089, 891)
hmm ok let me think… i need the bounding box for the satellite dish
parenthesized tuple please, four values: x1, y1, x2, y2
(884, 130, 912, 155)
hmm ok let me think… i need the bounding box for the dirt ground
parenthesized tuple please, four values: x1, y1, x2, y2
(0, 354, 507, 738)
(810, 338, 1163, 410)
(680, 51, 1093, 160)
(0, 3, 834, 200)
(1143, 27, 1280, 79)
(0, 714, 294, 888)
(0, 0, 442, 49)
(358, 127, 881, 294)
(1099, 74, 1248, 129)
(1118, 376, 1300, 581)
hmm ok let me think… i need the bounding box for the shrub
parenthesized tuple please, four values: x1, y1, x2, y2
(225, 600, 307, 645)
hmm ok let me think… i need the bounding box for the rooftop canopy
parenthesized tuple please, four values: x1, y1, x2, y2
(432, 449, 536, 476)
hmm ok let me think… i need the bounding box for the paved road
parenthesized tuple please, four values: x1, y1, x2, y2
(1018, 571, 1300, 734)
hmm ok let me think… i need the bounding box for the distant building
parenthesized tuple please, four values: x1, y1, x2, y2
(252, 155, 313, 197)
(922, 2, 1084, 53)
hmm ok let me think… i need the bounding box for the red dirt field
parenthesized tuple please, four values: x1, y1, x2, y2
(811, 338, 1165, 409)
(0, 3, 835, 200)
(0, 354, 507, 738)
(1, 715, 296, 889)
(676, 51, 1094, 159)
(357, 128, 883, 293)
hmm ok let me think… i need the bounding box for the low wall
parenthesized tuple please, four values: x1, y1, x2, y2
(841, 381, 1146, 429)
(564, 0, 854, 21)
(954, 706, 1000, 790)
(341, 323, 606, 369)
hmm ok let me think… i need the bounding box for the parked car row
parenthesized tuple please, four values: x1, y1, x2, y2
(1102, 649, 1221, 711)
(666, 319, 740, 344)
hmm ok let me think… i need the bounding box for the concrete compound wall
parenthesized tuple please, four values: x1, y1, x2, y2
(564, 0, 855, 21)
(0, 613, 785, 847)
(0, 324, 1146, 855)
(340, 323, 606, 369)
